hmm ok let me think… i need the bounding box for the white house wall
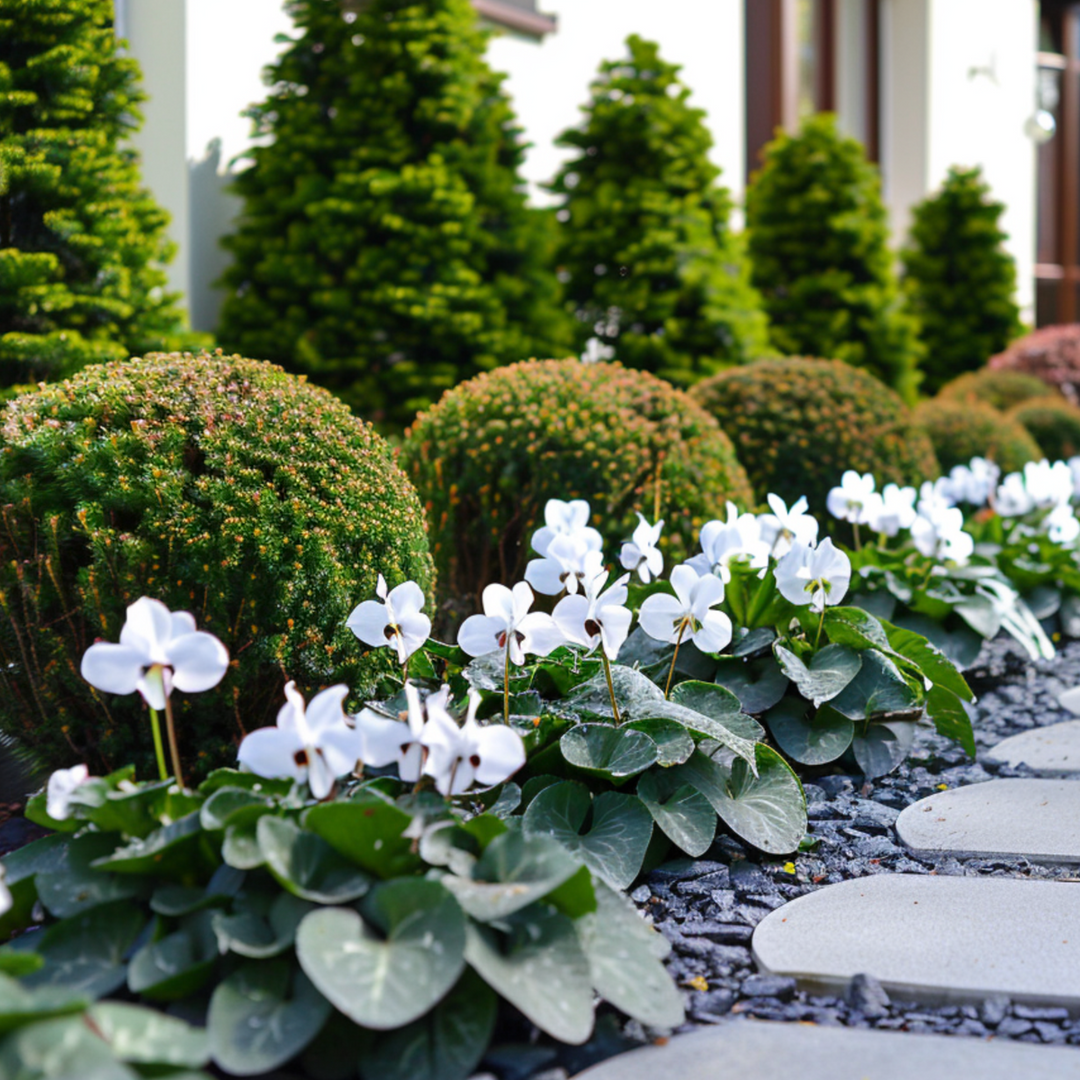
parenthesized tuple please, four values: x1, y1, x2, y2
(487, 0, 746, 205)
(882, 0, 1038, 320)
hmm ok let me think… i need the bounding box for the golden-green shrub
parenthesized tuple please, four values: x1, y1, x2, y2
(937, 369, 1056, 412)
(915, 398, 1043, 474)
(1008, 396, 1080, 463)
(692, 357, 938, 514)
(0, 352, 433, 778)
(399, 358, 752, 613)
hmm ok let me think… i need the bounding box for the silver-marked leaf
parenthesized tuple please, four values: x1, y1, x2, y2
(91, 812, 204, 877)
(624, 718, 695, 765)
(128, 910, 218, 1001)
(0, 1015, 133, 1079)
(829, 649, 919, 720)
(563, 665, 663, 720)
(670, 747, 807, 854)
(36, 833, 150, 919)
(636, 771, 716, 856)
(89, 1001, 210, 1068)
(440, 830, 583, 922)
(766, 699, 853, 765)
(577, 881, 684, 1029)
(257, 815, 372, 904)
(296, 879, 466, 1030)
(637, 699, 759, 770)
(209, 960, 330, 1076)
(358, 970, 496, 1080)
(774, 643, 861, 706)
(560, 724, 658, 779)
(464, 907, 594, 1045)
(522, 782, 653, 890)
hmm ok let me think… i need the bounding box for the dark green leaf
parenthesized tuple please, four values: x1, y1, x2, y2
(200, 787, 276, 831)
(212, 891, 314, 959)
(623, 717, 695, 765)
(89, 1001, 210, 1067)
(127, 910, 218, 1000)
(881, 620, 974, 702)
(712, 657, 789, 714)
(828, 650, 920, 720)
(926, 686, 977, 758)
(850, 720, 917, 778)
(257, 816, 372, 904)
(774, 643, 862, 706)
(36, 832, 150, 919)
(91, 812, 206, 878)
(0, 971, 87, 1033)
(821, 607, 891, 651)
(303, 798, 420, 878)
(636, 771, 716, 856)
(766, 699, 853, 765)
(560, 724, 658, 779)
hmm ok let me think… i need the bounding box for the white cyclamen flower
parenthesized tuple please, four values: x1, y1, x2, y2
(525, 532, 604, 596)
(687, 506, 770, 578)
(995, 471, 1035, 517)
(757, 494, 818, 557)
(619, 513, 664, 583)
(80, 597, 229, 710)
(826, 471, 877, 524)
(1045, 502, 1080, 544)
(1024, 459, 1074, 510)
(530, 499, 604, 558)
(1068, 456, 1080, 500)
(457, 582, 564, 666)
(421, 690, 526, 796)
(864, 483, 917, 538)
(943, 458, 999, 507)
(353, 683, 450, 782)
(638, 564, 733, 654)
(46, 763, 92, 821)
(238, 682, 358, 800)
(775, 539, 852, 614)
(346, 574, 431, 665)
(553, 565, 633, 660)
(911, 506, 974, 563)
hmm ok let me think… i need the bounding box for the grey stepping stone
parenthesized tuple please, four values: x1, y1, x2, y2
(576, 1019, 1080, 1079)
(895, 778, 1080, 862)
(985, 720, 1080, 775)
(752, 874, 1080, 1006)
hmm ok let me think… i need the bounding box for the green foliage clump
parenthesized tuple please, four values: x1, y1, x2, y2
(217, 0, 571, 430)
(901, 166, 1024, 395)
(548, 35, 770, 386)
(988, 324, 1080, 404)
(1008, 396, 1080, 463)
(0, 352, 433, 778)
(399, 358, 752, 610)
(0, 0, 205, 391)
(937, 368, 1055, 412)
(692, 357, 937, 514)
(745, 114, 921, 400)
(914, 398, 1042, 474)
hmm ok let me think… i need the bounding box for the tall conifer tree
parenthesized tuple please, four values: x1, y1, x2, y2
(746, 113, 922, 401)
(0, 0, 194, 389)
(902, 166, 1023, 395)
(549, 35, 770, 387)
(217, 0, 571, 429)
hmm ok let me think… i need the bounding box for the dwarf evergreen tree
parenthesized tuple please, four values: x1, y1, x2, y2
(902, 166, 1023, 395)
(0, 0, 196, 390)
(217, 0, 571, 429)
(548, 35, 770, 387)
(746, 113, 921, 400)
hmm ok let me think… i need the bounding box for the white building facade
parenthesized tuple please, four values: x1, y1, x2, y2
(118, 0, 1052, 332)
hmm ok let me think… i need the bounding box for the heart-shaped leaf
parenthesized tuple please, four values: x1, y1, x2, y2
(91, 812, 206, 879)
(522, 781, 653, 890)
(358, 970, 497, 1080)
(712, 658, 790, 714)
(89, 1001, 210, 1068)
(623, 718, 695, 765)
(671, 747, 806, 854)
(303, 798, 421, 879)
(0, 972, 88, 1033)
(257, 815, 372, 904)
(851, 720, 918, 778)
(464, 906, 594, 1045)
(213, 892, 314, 959)
(766, 698, 853, 765)
(775, 643, 861, 706)
(296, 879, 466, 1030)
(576, 881, 683, 1029)
(829, 649, 919, 720)
(200, 787, 276, 832)
(151, 865, 245, 917)
(35, 832, 150, 919)
(560, 724, 658, 779)
(636, 700, 759, 769)
(636, 771, 716, 857)
(440, 830, 583, 922)
(128, 910, 218, 1000)
(209, 959, 331, 1076)
(563, 665, 663, 720)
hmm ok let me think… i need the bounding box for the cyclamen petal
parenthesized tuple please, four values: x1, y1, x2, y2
(80, 643, 145, 697)
(166, 632, 230, 694)
(46, 763, 91, 821)
(237, 725, 305, 784)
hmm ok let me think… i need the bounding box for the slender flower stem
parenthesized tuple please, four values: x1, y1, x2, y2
(852, 522, 862, 551)
(814, 607, 826, 648)
(504, 638, 511, 725)
(163, 695, 186, 789)
(600, 651, 622, 725)
(664, 619, 689, 699)
(147, 708, 168, 782)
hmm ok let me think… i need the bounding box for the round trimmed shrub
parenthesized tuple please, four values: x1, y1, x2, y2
(937, 369, 1057, 412)
(691, 357, 938, 514)
(1008, 396, 1080, 463)
(0, 352, 433, 779)
(988, 324, 1080, 403)
(914, 398, 1042, 474)
(400, 358, 752, 609)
